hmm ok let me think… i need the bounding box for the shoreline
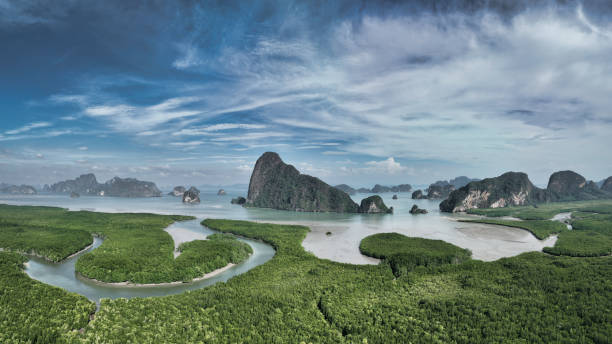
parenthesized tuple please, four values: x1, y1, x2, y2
(1, 238, 97, 264)
(76, 262, 238, 288)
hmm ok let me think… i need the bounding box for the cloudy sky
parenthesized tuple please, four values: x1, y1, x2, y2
(1, 0, 612, 188)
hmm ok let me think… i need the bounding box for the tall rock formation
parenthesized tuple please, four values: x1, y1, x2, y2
(440, 172, 547, 212)
(440, 170, 612, 212)
(246, 152, 360, 212)
(546, 171, 606, 201)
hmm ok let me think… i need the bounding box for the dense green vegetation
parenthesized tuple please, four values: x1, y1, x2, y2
(0, 223, 93, 262)
(0, 205, 256, 284)
(467, 199, 612, 219)
(0, 251, 95, 344)
(459, 218, 567, 239)
(65, 219, 611, 343)
(1, 205, 611, 343)
(359, 233, 471, 276)
(543, 211, 612, 257)
(174, 234, 253, 282)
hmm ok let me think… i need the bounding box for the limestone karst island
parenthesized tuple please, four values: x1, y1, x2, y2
(1, 1, 611, 343)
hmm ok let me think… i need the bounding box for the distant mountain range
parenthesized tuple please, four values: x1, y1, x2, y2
(44, 173, 161, 198)
(333, 184, 412, 195)
(410, 176, 480, 200)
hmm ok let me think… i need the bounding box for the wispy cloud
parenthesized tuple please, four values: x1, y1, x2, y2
(5, 121, 52, 135)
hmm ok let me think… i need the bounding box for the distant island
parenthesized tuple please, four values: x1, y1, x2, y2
(412, 176, 479, 200)
(44, 173, 161, 198)
(0, 183, 37, 195)
(243, 152, 391, 213)
(334, 183, 411, 195)
(440, 170, 612, 212)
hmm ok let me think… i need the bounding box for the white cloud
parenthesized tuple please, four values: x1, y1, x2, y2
(78, 146, 88, 151)
(5, 121, 51, 135)
(365, 157, 407, 174)
(172, 123, 267, 136)
(211, 132, 290, 142)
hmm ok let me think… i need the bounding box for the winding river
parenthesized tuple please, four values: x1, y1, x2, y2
(23, 219, 275, 305)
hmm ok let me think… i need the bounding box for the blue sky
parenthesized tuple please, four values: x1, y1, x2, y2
(1, 0, 612, 188)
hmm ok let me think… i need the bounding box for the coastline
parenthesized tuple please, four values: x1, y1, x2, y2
(76, 262, 238, 288)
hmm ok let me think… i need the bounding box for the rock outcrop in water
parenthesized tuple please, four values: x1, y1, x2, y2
(231, 196, 246, 205)
(168, 186, 186, 197)
(359, 195, 393, 214)
(48, 174, 161, 197)
(411, 190, 426, 199)
(217, 189, 226, 196)
(334, 184, 356, 195)
(409, 204, 428, 214)
(246, 152, 360, 212)
(102, 177, 162, 197)
(0, 184, 37, 194)
(392, 194, 398, 200)
(440, 172, 547, 213)
(426, 182, 455, 199)
(183, 186, 200, 204)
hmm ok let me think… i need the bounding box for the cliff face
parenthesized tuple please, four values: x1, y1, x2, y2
(546, 171, 607, 201)
(48, 174, 161, 197)
(440, 170, 612, 212)
(246, 152, 360, 213)
(440, 172, 547, 212)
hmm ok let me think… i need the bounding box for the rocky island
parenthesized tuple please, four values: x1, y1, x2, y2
(440, 170, 612, 212)
(411, 177, 478, 200)
(0, 184, 37, 195)
(359, 195, 393, 214)
(245, 152, 391, 213)
(168, 186, 186, 197)
(46, 173, 161, 197)
(183, 186, 200, 204)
